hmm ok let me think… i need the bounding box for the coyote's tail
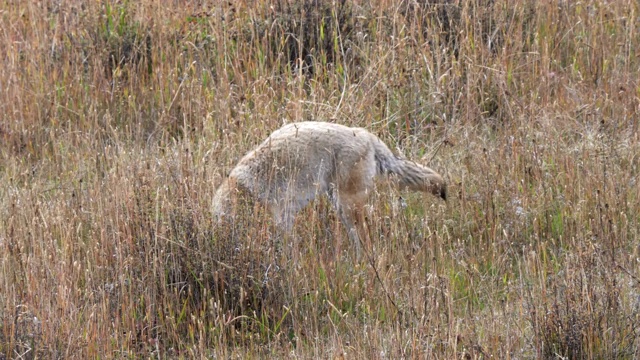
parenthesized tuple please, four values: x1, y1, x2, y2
(212, 178, 234, 221)
(372, 139, 447, 200)
(212, 177, 252, 221)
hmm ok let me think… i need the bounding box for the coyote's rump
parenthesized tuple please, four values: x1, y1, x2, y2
(213, 121, 446, 250)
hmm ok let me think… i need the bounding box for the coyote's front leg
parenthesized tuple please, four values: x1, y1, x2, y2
(330, 188, 371, 259)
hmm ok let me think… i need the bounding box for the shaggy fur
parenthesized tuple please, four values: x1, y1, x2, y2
(213, 121, 446, 252)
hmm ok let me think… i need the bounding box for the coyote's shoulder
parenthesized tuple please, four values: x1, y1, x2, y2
(213, 121, 446, 250)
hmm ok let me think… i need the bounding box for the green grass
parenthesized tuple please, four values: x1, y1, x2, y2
(1, 0, 639, 358)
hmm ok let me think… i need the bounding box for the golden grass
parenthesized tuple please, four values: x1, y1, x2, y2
(1, 0, 639, 358)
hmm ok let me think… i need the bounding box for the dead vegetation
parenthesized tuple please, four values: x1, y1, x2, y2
(0, 0, 639, 358)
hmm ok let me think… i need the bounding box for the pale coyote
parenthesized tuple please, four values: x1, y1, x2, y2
(213, 121, 446, 251)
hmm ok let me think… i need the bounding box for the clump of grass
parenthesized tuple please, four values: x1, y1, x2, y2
(525, 237, 640, 359)
(270, 0, 359, 75)
(95, 1, 152, 81)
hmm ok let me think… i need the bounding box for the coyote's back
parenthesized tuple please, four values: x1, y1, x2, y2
(213, 121, 446, 250)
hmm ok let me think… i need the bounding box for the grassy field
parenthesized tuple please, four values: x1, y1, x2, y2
(1, 0, 639, 358)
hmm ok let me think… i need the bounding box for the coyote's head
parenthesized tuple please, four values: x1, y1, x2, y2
(437, 181, 447, 201)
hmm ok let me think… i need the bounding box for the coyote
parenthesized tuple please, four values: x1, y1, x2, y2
(213, 121, 446, 252)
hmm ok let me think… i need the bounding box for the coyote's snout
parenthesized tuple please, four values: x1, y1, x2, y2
(213, 121, 446, 252)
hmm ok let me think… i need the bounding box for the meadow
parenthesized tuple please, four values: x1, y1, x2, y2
(1, 0, 639, 358)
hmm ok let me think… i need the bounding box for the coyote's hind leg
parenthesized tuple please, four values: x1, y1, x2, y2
(269, 194, 313, 256)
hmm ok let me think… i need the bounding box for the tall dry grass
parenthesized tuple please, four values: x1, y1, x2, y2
(0, 0, 639, 358)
